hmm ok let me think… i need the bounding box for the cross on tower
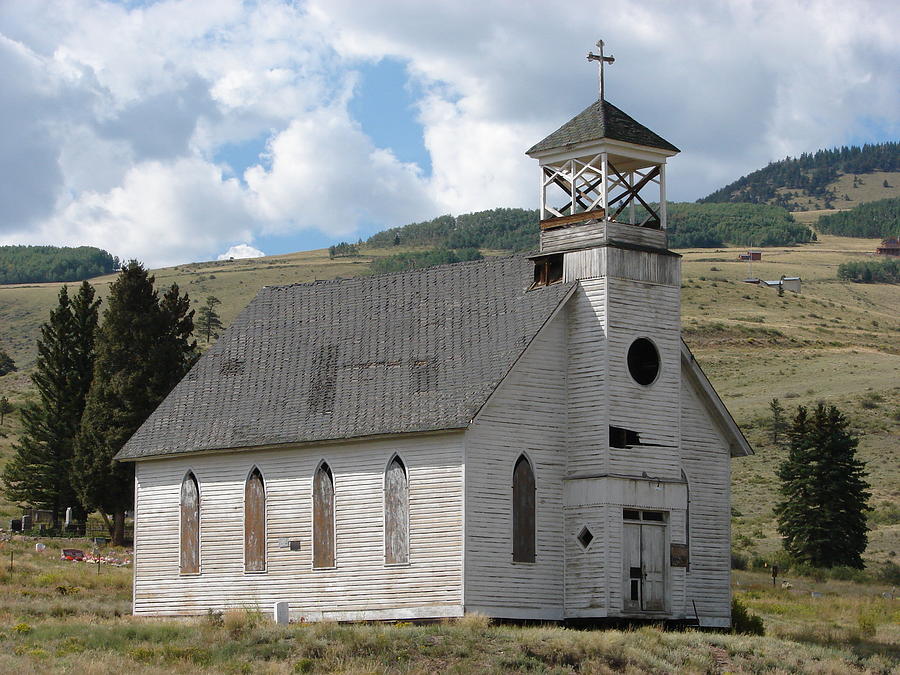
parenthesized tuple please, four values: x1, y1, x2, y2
(587, 40, 615, 101)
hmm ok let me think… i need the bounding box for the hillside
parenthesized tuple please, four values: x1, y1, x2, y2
(816, 197, 900, 238)
(699, 142, 900, 211)
(0, 245, 118, 285)
(1, 234, 898, 570)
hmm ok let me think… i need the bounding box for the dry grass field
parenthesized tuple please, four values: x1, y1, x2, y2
(0, 534, 897, 674)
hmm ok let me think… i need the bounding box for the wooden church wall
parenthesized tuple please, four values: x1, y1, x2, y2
(132, 433, 465, 619)
(680, 374, 733, 626)
(463, 313, 568, 619)
(605, 277, 681, 478)
(565, 278, 609, 476)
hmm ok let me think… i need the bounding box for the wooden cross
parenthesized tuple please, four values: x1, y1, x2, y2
(587, 40, 615, 101)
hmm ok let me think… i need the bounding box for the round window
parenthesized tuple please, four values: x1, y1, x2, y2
(627, 338, 660, 386)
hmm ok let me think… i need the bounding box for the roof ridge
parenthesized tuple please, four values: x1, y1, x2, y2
(264, 252, 527, 290)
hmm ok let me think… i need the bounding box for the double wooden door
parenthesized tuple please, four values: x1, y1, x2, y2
(623, 514, 666, 612)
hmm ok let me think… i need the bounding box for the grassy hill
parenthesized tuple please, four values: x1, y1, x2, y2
(699, 142, 900, 211)
(0, 532, 897, 672)
(1, 234, 897, 571)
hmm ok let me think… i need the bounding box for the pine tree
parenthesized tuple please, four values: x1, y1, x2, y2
(196, 296, 223, 343)
(0, 347, 16, 375)
(769, 398, 787, 446)
(774, 403, 871, 568)
(0, 396, 11, 425)
(72, 262, 196, 545)
(1, 283, 99, 523)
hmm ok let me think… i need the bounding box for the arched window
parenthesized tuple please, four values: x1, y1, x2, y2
(512, 455, 536, 563)
(385, 456, 409, 564)
(681, 469, 691, 570)
(313, 462, 335, 568)
(244, 468, 266, 572)
(180, 472, 200, 574)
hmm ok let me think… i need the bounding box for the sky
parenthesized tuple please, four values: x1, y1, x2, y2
(1, 0, 898, 267)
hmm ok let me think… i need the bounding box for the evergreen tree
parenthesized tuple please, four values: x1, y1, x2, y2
(1, 283, 99, 523)
(0, 396, 11, 425)
(197, 296, 224, 343)
(73, 262, 196, 545)
(775, 403, 871, 568)
(0, 347, 15, 376)
(769, 398, 787, 447)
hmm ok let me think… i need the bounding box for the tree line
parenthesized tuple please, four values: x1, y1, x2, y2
(0, 245, 119, 285)
(363, 203, 813, 255)
(370, 248, 483, 275)
(816, 197, 900, 238)
(1, 262, 197, 544)
(699, 142, 900, 208)
(837, 258, 899, 283)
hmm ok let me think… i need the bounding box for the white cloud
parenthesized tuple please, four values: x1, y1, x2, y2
(218, 244, 265, 260)
(0, 0, 898, 266)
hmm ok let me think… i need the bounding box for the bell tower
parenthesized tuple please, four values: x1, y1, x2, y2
(526, 40, 680, 285)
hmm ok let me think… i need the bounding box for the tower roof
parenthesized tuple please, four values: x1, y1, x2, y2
(527, 99, 679, 156)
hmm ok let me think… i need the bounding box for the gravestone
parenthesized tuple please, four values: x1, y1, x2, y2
(9, 519, 21, 532)
(21, 514, 32, 531)
(65, 507, 73, 528)
(273, 601, 290, 625)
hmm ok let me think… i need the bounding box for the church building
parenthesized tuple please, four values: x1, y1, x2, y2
(116, 43, 751, 627)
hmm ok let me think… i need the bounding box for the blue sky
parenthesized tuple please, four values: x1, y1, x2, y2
(1, 0, 898, 266)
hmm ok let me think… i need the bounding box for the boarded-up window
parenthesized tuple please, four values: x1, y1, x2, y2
(385, 456, 409, 564)
(244, 468, 266, 572)
(180, 472, 200, 574)
(313, 463, 335, 568)
(512, 455, 536, 562)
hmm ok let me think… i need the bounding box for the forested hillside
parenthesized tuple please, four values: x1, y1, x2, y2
(366, 208, 540, 251)
(699, 142, 900, 209)
(0, 246, 119, 285)
(816, 197, 900, 238)
(365, 204, 812, 258)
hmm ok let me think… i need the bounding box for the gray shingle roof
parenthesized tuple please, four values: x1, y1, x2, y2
(526, 99, 679, 155)
(115, 256, 574, 460)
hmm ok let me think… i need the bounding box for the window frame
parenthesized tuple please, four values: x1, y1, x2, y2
(179, 470, 201, 575)
(312, 460, 336, 570)
(383, 454, 410, 566)
(512, 453, 537, 564)
(243, 466, 267, 574)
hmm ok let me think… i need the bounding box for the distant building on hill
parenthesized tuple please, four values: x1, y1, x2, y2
(876, 237, 900, 256)
(741, 276, 801, 293)
(738, 251, 761, 261)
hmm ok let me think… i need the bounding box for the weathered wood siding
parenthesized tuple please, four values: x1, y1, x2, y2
(681, 376, 733, 626)
(606, 277, 681, 477)
(565, 279, 608, 476)
(133, 433, 464, 619)
(464, 314, 567, 619)
(541, 220, 667, 254)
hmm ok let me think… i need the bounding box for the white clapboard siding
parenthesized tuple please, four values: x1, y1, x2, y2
(606, 277, 681, 475)
(565, 279, 609, 475)
(542, 221, 667, 254)
(563, 504, 607, 614)
(564, 248, 679, 286)
(133, 433, 464, 619)
(681, 376, 733, 624)
(464, 313, 567, 619)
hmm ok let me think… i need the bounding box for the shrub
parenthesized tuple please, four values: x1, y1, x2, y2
(730, 550, 748, 570)
(876, 561, 900, 585)
(731, 597, 764, 635)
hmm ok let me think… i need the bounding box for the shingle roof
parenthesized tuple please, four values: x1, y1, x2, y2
(115, 256, 574, 460)
(526, 99, 679, 155)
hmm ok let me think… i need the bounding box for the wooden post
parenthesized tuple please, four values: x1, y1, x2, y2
(601, 153, 609, 221)
(570, 160, 576, 215)
(539, 164, 546, 220)
(659, 163, 667, 230)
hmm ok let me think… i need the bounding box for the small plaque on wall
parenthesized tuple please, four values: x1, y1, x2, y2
(670, 543, 689, 567)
